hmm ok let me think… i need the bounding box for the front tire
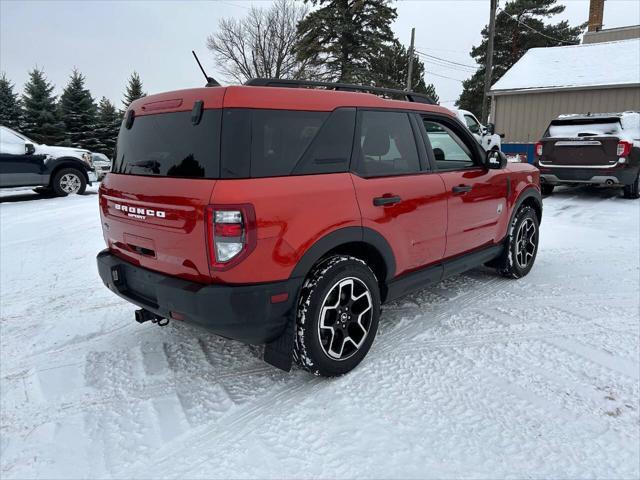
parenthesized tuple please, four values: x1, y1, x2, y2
(623, 173, 640, 199)
(293, 255, 381, 377)
(52, 168, 87, 196)
(496, 206, 540, 279)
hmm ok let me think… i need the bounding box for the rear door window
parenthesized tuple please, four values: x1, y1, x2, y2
(112, 110, 221, 178)
(353, 111, 421, 177)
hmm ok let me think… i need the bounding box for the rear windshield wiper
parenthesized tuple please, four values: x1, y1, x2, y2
(127, 160, 161, 174)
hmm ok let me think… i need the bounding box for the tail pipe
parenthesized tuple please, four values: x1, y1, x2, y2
(135, 308, 169, 326)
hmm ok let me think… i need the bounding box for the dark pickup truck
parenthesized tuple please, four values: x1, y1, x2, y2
(534, 112, 640, 199)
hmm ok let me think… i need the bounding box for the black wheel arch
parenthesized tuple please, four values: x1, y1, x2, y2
(512, 186, 542, 225)
(289, 226, 396, 294)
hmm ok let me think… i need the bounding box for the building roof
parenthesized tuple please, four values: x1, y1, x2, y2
(490, 38, 640, 95)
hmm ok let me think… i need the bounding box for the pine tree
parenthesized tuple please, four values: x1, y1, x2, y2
(95, 97, 121, 158)
(0, 73, 22, 130)
(370, 41, 440, 103)
(59, 69, 98, 150)
(457, 0, 585, 117)
(21, 68, 64, 145)
(295, 0, 397, 83)
(122, 72, 146, 109)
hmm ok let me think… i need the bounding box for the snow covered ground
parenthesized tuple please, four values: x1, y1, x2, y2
(1, 185, 639, 479)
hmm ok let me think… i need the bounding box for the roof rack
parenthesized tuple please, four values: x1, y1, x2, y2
(245, 78, 436, 105)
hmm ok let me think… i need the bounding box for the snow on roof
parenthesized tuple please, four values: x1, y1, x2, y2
(490, 38, 640, 93)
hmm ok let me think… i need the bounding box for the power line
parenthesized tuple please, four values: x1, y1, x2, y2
(415, 50, 478, 70)
(416, 54, 479, 73)
(425, 71, 466, 83)
(498, 8, 580, 45)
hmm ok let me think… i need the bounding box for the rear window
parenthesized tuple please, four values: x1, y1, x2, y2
(546, 119, 622, 138)
(112, 110, 221, 178)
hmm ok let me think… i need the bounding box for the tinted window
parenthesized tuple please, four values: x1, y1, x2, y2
(423, 120, 475, 171)
(355, 111, 420, 177)
(464, 114, 481, 134)
(250, 110, 327, 177)
(113, 110, 221, 178)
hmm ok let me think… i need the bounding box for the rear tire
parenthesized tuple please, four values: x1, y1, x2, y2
(52, 168, 86, 196)
(496, 206, 540, 279)
(623, 174, 639, 199)
(293, 255, 381, 377)
(541, 184, 554, 196)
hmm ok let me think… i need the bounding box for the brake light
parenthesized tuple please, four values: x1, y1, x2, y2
(206, 204, 257, 270)
(617, 141, 632, 157)
(535, 142, 543, 157)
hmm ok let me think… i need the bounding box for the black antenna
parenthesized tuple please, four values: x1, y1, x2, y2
(192, 50, 220, 87)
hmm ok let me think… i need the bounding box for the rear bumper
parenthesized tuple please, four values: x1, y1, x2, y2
(97, 249, 300, 344)
(539, 165, 639, 186)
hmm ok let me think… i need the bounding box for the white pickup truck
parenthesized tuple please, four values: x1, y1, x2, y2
(450, 108, 503, 151)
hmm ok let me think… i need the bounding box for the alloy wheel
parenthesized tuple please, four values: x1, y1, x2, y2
(318, 277, 373, 361)
(60, 173, 82, 194)
(515, 218, 537, 269)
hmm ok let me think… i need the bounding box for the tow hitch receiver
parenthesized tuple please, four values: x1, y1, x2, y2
(135, 308, 169, 326)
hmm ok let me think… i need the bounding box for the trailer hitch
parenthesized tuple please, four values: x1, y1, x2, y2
(135, 308, 169, 326)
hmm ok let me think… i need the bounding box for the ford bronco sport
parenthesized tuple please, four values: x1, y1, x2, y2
(97, 79, 542, 376)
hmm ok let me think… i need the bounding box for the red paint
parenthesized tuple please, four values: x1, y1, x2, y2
(101, 85, 540, 286)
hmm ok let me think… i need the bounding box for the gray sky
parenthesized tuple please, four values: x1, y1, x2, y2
(1, 0, 639, 108)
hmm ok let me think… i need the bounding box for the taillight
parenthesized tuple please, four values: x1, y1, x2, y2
(206, 204, 256, 270)
(617, 141, 632, 157)
(535, 142, 543, 157)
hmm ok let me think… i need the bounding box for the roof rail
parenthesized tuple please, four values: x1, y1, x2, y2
(245, 78, 436, 105)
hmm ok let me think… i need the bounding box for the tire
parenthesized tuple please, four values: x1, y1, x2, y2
(496, 205, 540, 279)
(541, 184, 554, 196)
(623, 173, 640, 199)
(293, 255, 381, 377)
(51, 168, 86, 196)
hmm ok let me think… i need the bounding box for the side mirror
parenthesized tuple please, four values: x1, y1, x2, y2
(486, 123, 496, 135)
(486, 149, 507, 169)
(25, 143, 35, 155)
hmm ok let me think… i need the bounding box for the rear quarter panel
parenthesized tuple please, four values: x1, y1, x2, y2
(210, 173, 361, 284)
(501, 163, 540, 239)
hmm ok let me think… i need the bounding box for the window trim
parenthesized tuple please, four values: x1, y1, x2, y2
(416, 112, 486, 173)
(350, 108, 425, 179)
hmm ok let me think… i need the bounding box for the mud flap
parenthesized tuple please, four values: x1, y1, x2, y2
(263, 313, 294, 371)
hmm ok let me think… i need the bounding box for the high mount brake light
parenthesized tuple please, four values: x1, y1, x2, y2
(617, 141, 632, 157)
(206, 204, 256, 270)
(535, 142, 543, 157)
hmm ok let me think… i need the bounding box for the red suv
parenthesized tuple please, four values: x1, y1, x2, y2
(97, 79, 542, 376)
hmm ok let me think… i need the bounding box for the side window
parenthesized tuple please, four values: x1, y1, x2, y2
(464, 114, 481, 134)
(251, 110, 328, 177)
(1, 128, 25, 145)
(355, 111, 420, 177)
(423, 120, 475, 171)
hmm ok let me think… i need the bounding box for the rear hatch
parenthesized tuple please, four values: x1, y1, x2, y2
(540, 117, 621, 167)
(99, 90, 223, 283)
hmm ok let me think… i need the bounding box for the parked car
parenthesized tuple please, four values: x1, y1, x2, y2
(535, 112, 640, 199)
(96, 79, 542, 377)
(0, 126, 97, 195)
(91, 152, 112, 180)
(451, 108, 503, 151)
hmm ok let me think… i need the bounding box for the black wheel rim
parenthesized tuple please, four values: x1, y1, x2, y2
(515, 218, 537, 269)
(317, 277, 373, 361)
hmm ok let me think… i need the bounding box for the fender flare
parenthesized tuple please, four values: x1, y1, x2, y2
(289, 226, 396, 281)
(511, 186, 543, 225)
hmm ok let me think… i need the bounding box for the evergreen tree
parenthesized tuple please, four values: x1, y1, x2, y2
(370, 41, 440, 103)
(0, 73, 22, 130)
(122, 72, 146, 109)
(95, 97, 121, 158)
(457, 0, 585, 117)
(21, 68, 64, 145)
(59, 69, 98, 150)
(295, 0, 397, 83)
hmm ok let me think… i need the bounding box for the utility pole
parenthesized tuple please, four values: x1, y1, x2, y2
(482, 0, 497, 124)
(406, 27, 415, 91)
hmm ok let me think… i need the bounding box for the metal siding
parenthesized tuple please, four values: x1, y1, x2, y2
(494, 87, 640, 143)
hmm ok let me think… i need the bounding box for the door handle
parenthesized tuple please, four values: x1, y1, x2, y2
(452, 184, 472, 194)
(373, 195, 401, 206)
